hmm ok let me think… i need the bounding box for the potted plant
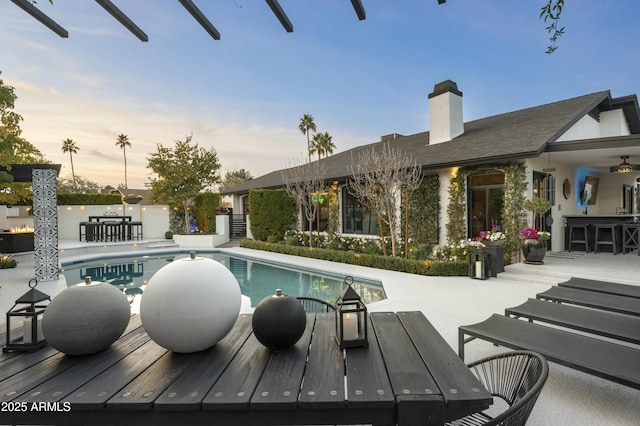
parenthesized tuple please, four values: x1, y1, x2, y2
(476, 222, 506, 247)
(520, 197, 552, 264)
(0, 253, 18, 269)
(123, 194, 143, 204)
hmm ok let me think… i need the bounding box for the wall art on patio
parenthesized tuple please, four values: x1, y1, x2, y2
(562, 178, 571, 199)
(32, 168, 59, 282)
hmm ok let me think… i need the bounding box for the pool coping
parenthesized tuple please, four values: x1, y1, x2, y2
(60, 248, 384, 288)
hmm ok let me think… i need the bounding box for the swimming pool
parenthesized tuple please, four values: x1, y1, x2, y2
(60, 251, 386, 313)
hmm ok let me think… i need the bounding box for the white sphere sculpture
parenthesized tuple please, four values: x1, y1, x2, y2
(140, 252, 241, 353)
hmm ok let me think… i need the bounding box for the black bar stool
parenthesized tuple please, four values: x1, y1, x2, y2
(79, 222, 88, 242)
(622, 223, 640, 255)
(568, 224, 589, 252)
(594, 223, 620, 254)
(85, 222, 103, 242)
(125, 222, 143, 241)
(103, 222, 122, 242)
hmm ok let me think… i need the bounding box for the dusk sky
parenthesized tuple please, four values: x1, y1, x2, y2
(1, 0, 639, 189)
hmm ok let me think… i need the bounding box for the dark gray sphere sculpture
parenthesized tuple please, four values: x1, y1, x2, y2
(42, 277, 130, 356)
(252, 289, 306, 352)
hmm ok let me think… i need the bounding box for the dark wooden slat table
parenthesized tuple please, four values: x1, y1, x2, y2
(0, 312, 492, 426)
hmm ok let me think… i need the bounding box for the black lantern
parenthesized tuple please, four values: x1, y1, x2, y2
(468, 250, 488, 280)
(335, 276, 368, 349)
(4, 279, 50, 353)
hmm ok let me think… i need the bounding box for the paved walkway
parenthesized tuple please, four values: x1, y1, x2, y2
(1, 244, 638, 425)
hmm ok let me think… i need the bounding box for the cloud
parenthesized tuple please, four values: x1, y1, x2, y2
(12, 79, 317, 188)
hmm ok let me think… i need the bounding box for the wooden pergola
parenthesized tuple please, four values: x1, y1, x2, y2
(9, 0, 369, 42)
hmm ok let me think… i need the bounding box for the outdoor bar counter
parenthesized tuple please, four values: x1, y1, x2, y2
(563, 214, 639, 252)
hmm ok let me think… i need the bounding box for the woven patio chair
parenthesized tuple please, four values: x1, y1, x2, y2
(446, 351, 549, 426)
(296, 296, 335, 313)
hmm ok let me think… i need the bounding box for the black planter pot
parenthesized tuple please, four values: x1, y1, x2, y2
(522, 239, 547, 264)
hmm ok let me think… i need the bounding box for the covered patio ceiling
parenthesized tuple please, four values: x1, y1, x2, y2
(9, 0, 370, 41)
(546, 134, 640, 175)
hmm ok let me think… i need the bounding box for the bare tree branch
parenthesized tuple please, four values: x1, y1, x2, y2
(348, 142, 422, 256)
(281, 156, 327, 246)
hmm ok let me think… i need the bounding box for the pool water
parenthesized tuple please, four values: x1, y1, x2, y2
(60, 252, 386, 312)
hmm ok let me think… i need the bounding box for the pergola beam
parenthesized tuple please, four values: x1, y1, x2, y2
(179, 0, 220, 40)
(265, 0, 293, 33)
(351, 0, 366, 20)
(95, 0, 148, 42)
(10, 0, 68, 38)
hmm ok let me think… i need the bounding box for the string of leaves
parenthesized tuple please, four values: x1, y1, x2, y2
(403, 174, 440, 251)
(540, 0, 565, 54)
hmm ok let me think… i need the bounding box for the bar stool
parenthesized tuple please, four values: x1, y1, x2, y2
(85, 222, 103, 242)
(103, 222, 122, 242)
(622, 223, 640, 255)
(568, 224, 589, 252)
(594, 223, 620, 254)
(125, 222, 143, 241)
(79, 222, 88, 242)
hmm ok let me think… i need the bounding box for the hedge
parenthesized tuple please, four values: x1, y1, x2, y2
(57, 193, 123, 205)
(193, 192, 221, 234)
(248, 189, 297, 241)
(240, 239, 467, 277)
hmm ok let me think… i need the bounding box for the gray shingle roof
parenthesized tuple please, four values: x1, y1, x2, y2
(223, 90, 617, 195)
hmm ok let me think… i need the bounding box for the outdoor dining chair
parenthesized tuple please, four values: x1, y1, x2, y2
(296, 296, 336, 313)
(445, 351, 549, 426)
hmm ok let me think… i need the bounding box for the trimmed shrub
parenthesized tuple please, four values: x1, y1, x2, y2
(57, 193, 122, 205)
(240, 239, 467, 277)
(193, 192, 221, 234)
(248, 189, 297, 241)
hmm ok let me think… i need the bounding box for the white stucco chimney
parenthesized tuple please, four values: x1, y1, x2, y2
(428, 80, 464, 144)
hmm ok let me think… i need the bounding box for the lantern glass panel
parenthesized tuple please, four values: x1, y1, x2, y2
(4, 279, 49, 353)
(335, 300, 367, 348)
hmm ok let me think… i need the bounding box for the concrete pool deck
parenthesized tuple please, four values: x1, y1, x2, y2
(1, 240, 638, 425)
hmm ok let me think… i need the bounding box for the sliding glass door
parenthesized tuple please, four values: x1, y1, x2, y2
(468, 173, 504, 239)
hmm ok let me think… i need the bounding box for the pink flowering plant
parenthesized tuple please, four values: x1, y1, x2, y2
(518, 227, 550, 241)
(476, 223, 506, 242)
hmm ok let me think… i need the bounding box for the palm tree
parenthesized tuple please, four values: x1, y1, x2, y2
(61, 138, 79, 191)
(298, 114, 316, 163)
(115, 134, 131, 189)
(310, 131, 335, 161)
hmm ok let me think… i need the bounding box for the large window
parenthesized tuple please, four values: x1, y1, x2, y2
(341, 187, 379, 235)
(305, 192, 329, 232)
(468, 173, 504, 238)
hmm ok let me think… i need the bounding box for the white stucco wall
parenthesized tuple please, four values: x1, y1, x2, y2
(56, 204, 170, 240)
(0, 206, 35, 231)
(600, 109, 632, 137)
(429, 92, 464, 144)
(438, 169, 453, 245)
(556, 109, 631, 141)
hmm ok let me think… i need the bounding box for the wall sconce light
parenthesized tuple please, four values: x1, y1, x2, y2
(335, 276, 368, 349)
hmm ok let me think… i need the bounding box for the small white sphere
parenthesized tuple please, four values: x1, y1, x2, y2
(140, 254, 241, 353)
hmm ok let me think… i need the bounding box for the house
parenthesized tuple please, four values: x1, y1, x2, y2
(223, 80, 640, 253)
